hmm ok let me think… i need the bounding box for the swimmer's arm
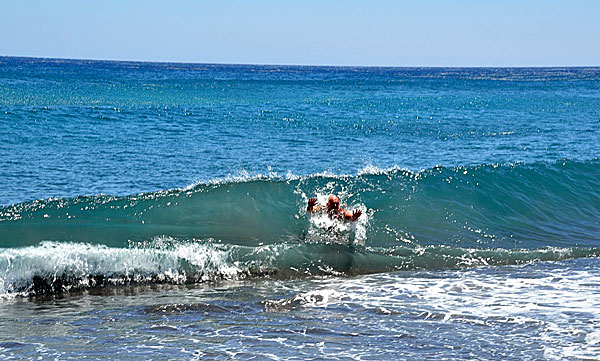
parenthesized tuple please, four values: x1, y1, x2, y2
(307, 198, 322, 213)
(343, 209, 362, 221)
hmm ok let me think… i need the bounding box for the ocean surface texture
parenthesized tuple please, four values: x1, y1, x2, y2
(1, 57, 599, 360)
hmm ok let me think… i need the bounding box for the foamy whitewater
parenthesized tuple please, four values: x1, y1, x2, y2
(1, 57, 599, 360)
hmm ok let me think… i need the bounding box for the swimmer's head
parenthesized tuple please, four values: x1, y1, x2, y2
(327, 195, 340, 211)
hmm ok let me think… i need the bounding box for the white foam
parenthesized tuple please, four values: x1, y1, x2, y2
(0, 239, 242, 298)
(269, 262, 600, 359)
(265, 289, 346, 311)
(302, 191, 369, 245)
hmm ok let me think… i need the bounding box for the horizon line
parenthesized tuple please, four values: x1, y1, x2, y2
(2, 54, 599, 69)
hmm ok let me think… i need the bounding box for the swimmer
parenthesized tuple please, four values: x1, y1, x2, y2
(307, 195, 362, 221)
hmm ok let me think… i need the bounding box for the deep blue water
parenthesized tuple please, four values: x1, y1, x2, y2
(1, 57, 599, 360)
(2, 57, 599, 205)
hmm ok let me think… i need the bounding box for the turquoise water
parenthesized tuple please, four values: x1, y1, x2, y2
(1, 57, 599, 359)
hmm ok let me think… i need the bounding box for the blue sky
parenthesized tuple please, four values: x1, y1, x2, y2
(1, 0, 598, 66)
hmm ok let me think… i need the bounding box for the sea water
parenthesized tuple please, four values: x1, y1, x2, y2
(1, 57, 599, 360)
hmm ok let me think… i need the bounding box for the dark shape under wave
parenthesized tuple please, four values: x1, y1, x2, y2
(4, 240, 600, 297)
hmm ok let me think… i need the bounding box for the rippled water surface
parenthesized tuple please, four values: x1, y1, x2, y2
(1, 58, 599, 360)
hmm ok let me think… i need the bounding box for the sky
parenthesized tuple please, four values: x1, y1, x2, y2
(1, 0, 599, 66)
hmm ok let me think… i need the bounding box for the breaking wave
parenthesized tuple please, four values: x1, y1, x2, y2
(1, 160, 599, 296)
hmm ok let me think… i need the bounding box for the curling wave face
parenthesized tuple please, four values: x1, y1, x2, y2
(1, 160, 599, 296)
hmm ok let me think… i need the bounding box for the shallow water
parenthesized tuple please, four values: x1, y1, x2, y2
(1, 258, 599, 360)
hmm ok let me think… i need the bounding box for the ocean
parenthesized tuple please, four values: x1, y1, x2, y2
(1, 57, 599, 360)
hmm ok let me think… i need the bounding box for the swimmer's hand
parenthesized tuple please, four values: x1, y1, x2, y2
(307, 198, 318, 212)
(351, 209, 362, 221)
